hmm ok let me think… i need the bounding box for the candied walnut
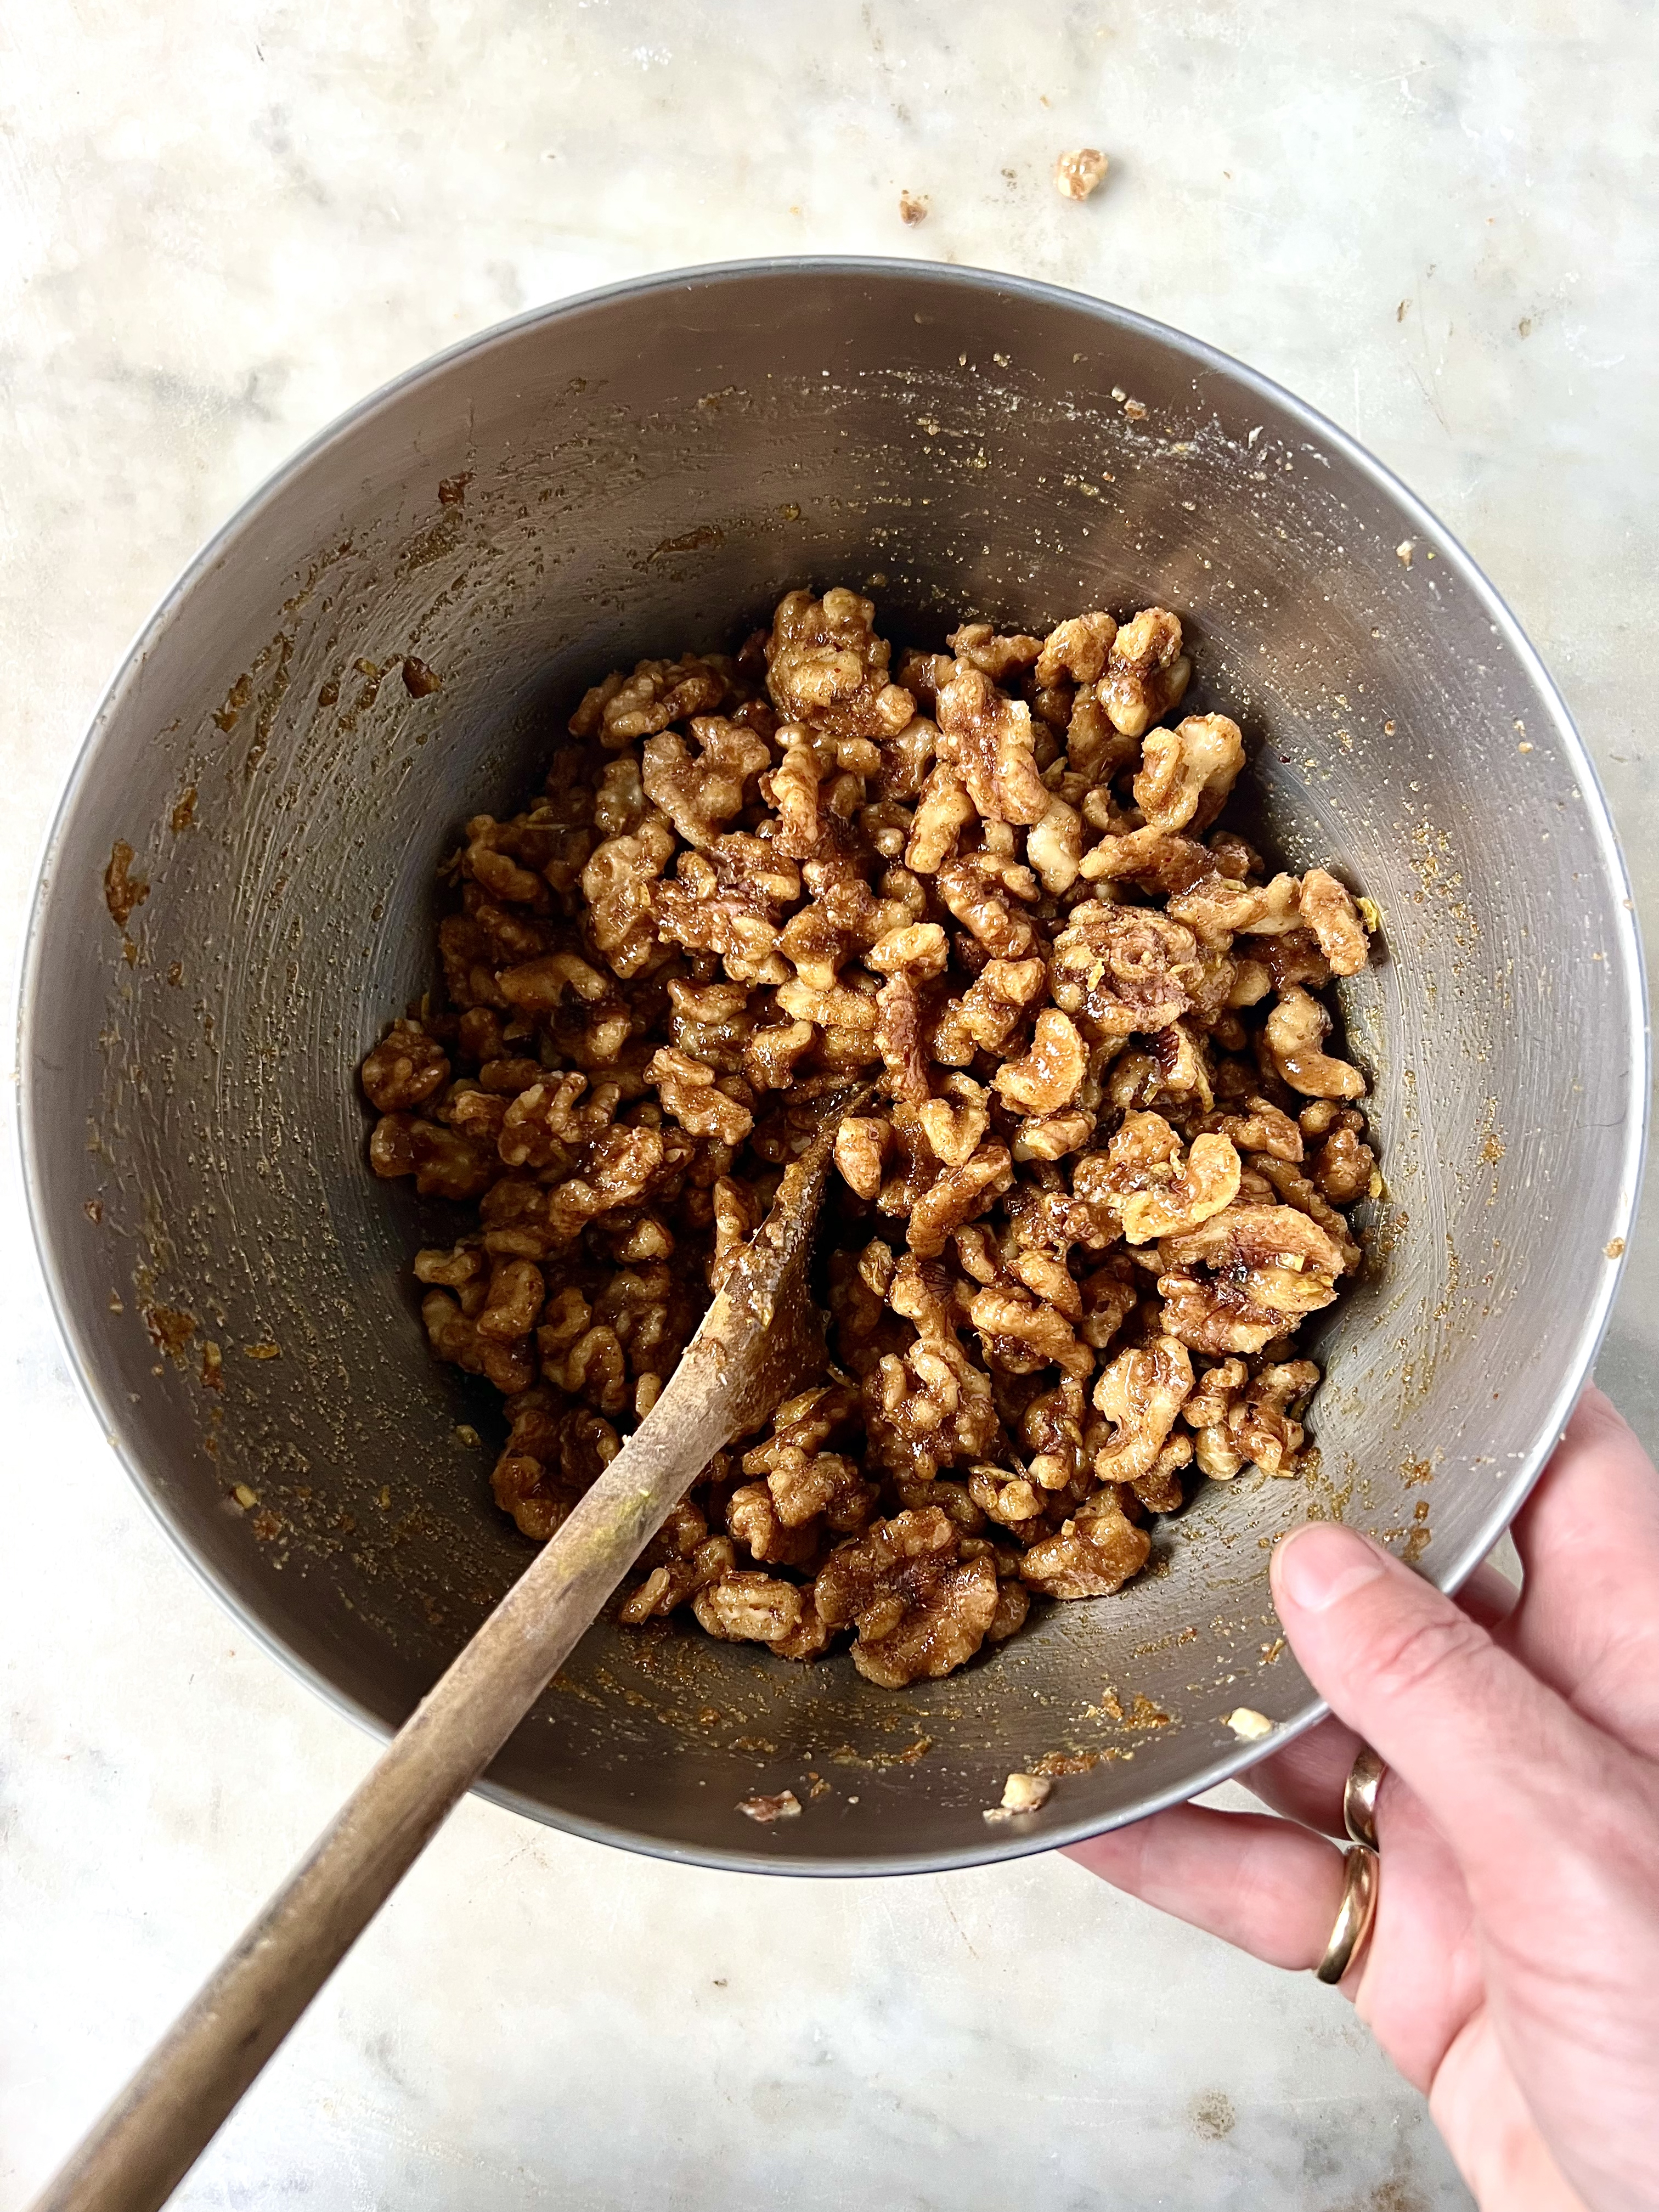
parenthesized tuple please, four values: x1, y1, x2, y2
(497, 949, 610, 1016)
(668, 976, 753, 1074)
(744, 1016, 816, 1091)
(814, 1507, 1000, 1686)
(936, 851, 1039, 959)
(592, 756, 647, 838)
(362, 1020, 450, 1113)
(768, 727, 821, 859)
(369, 1112, 416, 1178)
(1158, 1203, 1345, 1353)
(1249, 1154, 1363, 1275)
(1027, 794, 1085, 894)
(1013, 1105, 1096, 1162)
(1091, 1336, 1193, 1483)
(1200, 1100, 1305, 1165)
(646, 1046, 755, 1144)
(641, 718, 771, 850)
(968, 1283, 1091, 1380)
(834, 1116, 888, 1201)
(916, 1074, 991, 1166)
(908, 1142, 1013, 1259)
(994, 1008, 1087, 1115)
(1009, 1250, 1082, 1319)
(864, 1321, 999, 1482)
(1050, 902, 1202, 1036)
(775, 973, 880, 1032)
(1229, 1359, 1321, 1476)
(1299, 868, 1370, 977)
(1036, 612, 1118, 689)
(1021, 1375, 1089, 1489)
(693, 1569, 805, 1643)
(393, 1119, 496, 1200)
(1102, 608, 1192, 737)
(1183, 1356, 1249, 1432)
(1162, 1200, 1348, 1284)
(866, 920, 949, 979)
(1133, 1431, 1193, 1514)
(655, 852, 791, 986)
(986, 1579, 1031, 1643)
(413, 1242, 483, 1288)
(493, 1406, 623, 1540)
(476, 1257, 545, 1343)
(571, 653, 727, 748)
(947, 622, 1044, 680)
(1113, 1125, 1242, 1245)
(581, 813, 678, 979)
(462, 817, 548, 905)
(873, 716, 936, 810)
(904, 763, 977, 874)
(619, 1534, 736, 1621)
(894, 649, 956, 710)
(710, 1173, 763, 1288)
(1265, 988, 1367, 1099)
(875, 972, 930, 1104)
(1314, 1123, 1377, 1206)
(743, 1384, 872, 1512)
(1021, 1498, 1150, 1598)
(935, 663, 1048, 826)
(1065, 689, 1141, 785)
(767, 588, 913, 740)
(1255, 929, 1329, 998)
(1166, 868, 1302, 945)
(1133, 714, 1245, 836)
(1147, 1018, 1215, 1108)
(967, 1465, 1046, 1526)
(498, 1073, 591, 1170)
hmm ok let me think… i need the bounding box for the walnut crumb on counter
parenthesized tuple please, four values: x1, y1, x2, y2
(899, 190, 929, 227)
(1055, 148, 1109, 201)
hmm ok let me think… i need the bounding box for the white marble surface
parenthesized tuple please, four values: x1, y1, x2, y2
(3, 3, 1655, 2206)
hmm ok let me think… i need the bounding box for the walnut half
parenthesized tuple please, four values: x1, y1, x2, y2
(814, 1507, 1000, 1687)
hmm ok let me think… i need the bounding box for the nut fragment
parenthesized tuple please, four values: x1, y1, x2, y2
(1002, 1770, 1053, 1812)
(1226, 1708, 1274, 1741)
(738, 1790, 803, 1822)
(1054, 148, 1109, 201)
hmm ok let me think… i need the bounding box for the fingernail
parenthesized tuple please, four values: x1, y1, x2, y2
(1272, 1523, 1388, 1613)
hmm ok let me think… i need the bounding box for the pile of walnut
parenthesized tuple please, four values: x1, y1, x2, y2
(361, 588, 1379, 1690)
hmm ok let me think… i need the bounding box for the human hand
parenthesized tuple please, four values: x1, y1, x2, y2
(1063, 1387, 1659, 2212)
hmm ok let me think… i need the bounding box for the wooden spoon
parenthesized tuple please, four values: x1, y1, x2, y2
(30, 1085, 865, 2212)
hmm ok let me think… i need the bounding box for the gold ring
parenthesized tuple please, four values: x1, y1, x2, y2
(1316, 1844, 1379, 1983)
(1344, 1743, 1385, 1850)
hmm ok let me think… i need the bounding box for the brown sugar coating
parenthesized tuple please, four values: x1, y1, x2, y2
(360, 590, 1377, 1686)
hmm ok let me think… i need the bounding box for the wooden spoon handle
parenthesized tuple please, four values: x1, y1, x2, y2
(26, 1362, 735, 2212)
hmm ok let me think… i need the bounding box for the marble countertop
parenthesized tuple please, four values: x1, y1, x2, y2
(3, 4, 1652, 2207)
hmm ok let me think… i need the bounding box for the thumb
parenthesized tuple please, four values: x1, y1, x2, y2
(1270, 1522, 1606, 1882)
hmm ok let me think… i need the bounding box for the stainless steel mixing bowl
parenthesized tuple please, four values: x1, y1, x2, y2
(21, 259, 1646, 1874)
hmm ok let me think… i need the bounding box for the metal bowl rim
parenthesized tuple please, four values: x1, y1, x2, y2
(17, 254, 1650, 1877)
